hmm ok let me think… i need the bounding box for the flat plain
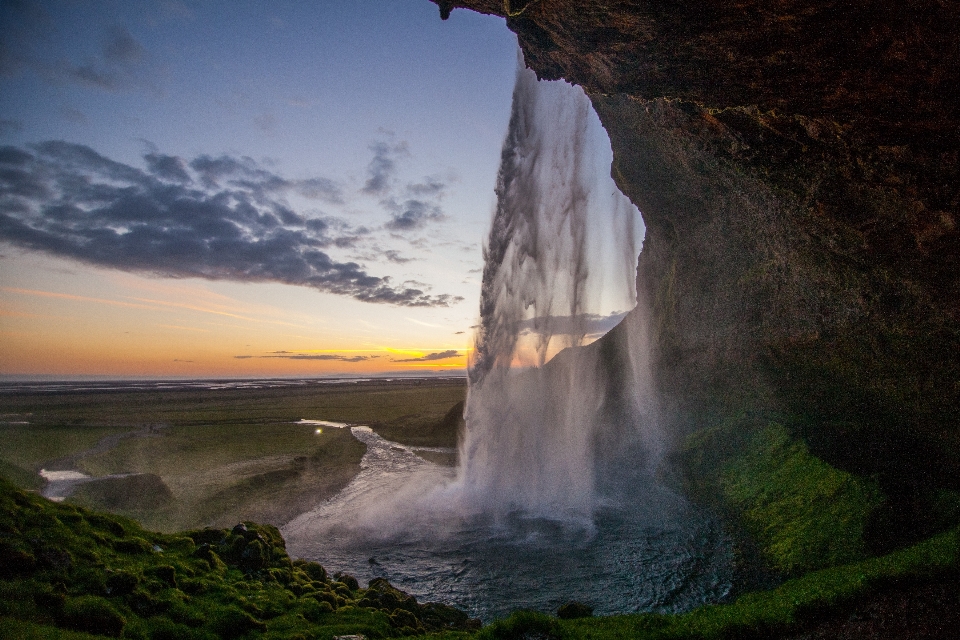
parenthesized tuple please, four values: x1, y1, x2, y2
(0, 378, 466, 532)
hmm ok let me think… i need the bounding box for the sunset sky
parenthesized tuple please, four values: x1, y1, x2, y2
(0, 1, 638, 380)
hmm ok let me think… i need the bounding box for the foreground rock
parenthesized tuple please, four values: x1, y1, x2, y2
(0, 476, 479, 638)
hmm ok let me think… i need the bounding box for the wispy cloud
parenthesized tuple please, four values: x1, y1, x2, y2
(359, 139, 451, 234)
(0, 119, 24, 136)
(2, 17, 158, 93)
(362, 140, 408, 195)
(392, 349, 460, 363)
(1, 286, 164, 312)
(384, 197, 446, 231)
(0, 142, 463, 307)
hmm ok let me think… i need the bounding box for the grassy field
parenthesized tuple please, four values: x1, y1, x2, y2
(0, 379, 466, 531)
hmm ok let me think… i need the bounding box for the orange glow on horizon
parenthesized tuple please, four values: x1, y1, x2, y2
(1, 277, 475, 379)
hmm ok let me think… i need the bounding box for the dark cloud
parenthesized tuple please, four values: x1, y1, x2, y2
(0, 141, 462, 307)
(392, 350, 460, 363)
(57, 106, 88, 125)
(384, 198, 446, 231)
(406, 177, 446, 197)
(362, 140, 408, 195)
(454, 331, 465, 335)
(296, 177, 342, 203)
(384, 250, 412, 264)
(53, 25, 150, 92)
(144, 153, 191, 183)
(254, 112, 276, 133)
(358, 141, 452, 233)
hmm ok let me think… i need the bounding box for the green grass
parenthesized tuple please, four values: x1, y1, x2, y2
(719, 422, 881, 573)
(553, 524, 959, 639)
(0, 380, 466, 531)
(7, 387, 956, 638)
(0, 381, 466, 434)
(0, 424, 133, 473)
(4, 473, 959, 639)
(0, 476, 478, 639)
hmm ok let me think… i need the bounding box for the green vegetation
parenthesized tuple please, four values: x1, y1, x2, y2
(0, 422, 132, 475)
(551, 523, 960, 638)
(679, 414, 883, 575)
(373, 400, 464, 449)
(6, 471, 955, 639)
(6, 385, 959, 638)
(0, 476, 479, 639)
(0, 380, 466, 531)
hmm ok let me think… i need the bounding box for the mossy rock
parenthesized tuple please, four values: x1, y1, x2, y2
(334, 572, 360, 591)
(208, 605, 266, 638)
(60, 595, 126, 637)
(680, 416, 883, 575)
(104, 568, 139, 596)
(293, 558, 328, 583)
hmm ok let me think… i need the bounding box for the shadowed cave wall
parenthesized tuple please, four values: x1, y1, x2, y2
(432, 0, 960, 537)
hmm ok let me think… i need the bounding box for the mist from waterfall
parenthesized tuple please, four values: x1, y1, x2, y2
(456, 59, 657, 523)
(281, 59, 733, 619)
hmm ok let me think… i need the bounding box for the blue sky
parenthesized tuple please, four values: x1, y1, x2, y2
(0, 1, 638, 379)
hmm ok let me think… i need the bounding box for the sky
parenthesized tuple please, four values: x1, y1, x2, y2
(0, 0, 639, 380)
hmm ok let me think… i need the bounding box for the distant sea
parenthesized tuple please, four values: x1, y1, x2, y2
(0, 375, 466, 395)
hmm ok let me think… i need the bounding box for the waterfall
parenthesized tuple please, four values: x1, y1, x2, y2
(282, 60, 734, 618)
(456, 57, 654, 523)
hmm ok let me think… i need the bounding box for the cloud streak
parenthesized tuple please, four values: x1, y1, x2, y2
(392, 349, 460, 362)
(0, 142, 463, 307)
(235, 353, 379, 363)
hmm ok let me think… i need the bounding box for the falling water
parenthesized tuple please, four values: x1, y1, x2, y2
(457, 59, 658, 523)
(283, 58, 732, 620)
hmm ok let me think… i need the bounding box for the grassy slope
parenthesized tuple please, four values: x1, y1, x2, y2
(478, 412, 960, 639)
(679, 415, 884, 575)
(6, 386, 958, 637)
(0, 381, 466, 531)
(3, 474, 958, 640)
(0, 476, 478, 639)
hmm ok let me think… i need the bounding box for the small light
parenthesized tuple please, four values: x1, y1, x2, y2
(315, 428, 322, 434)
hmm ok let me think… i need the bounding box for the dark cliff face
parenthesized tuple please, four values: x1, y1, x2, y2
(432, 2, 960, 495)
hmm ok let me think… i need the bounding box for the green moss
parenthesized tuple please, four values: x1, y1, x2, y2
(719, 422, 882, 573)
(59, 596, 126, 637)
(0, 474, 479, 638)
(0, 459, 42, 490)
(680, 416, 882, 575)
(476, 610, 563, 640)
(556, 525, 959, 639)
